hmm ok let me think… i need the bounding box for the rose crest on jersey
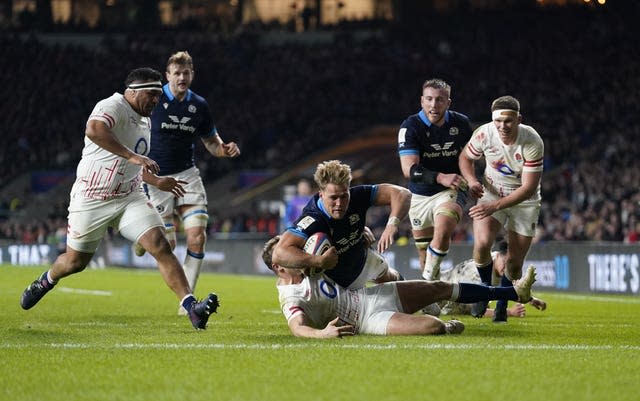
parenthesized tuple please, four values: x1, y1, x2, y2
(188, 105, 197, 113)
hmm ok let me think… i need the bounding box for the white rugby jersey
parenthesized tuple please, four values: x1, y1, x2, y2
(278, 274, 361, 329)
(465, 122, 544, 204)
(72, 93, 150, 201)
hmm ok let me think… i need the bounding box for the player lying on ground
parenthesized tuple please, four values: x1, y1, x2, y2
(262, 236, 537, 338)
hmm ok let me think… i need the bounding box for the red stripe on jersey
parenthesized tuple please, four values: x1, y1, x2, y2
(288, 306, 304, 315)
(524, 157, 544, 167)
(102, 112, 116, 127)
(467, 143, 482, 157)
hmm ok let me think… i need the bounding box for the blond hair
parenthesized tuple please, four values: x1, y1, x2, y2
(313, 160, 352, 190)
(167, 51, 193, 70)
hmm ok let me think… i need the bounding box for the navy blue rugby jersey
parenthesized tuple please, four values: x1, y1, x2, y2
(397, 109, 472, 196)
(149, 84, 218, 175)
(287, 185, 377, 288)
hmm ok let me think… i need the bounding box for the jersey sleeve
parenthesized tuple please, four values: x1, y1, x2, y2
(398, 119, 420, 157)
(465, 125, 488, 160)
(522, 128, 544, 173)
(88, 97, 122, 129)
(287, 212, 329, 241)
(196, 96, 217, 138)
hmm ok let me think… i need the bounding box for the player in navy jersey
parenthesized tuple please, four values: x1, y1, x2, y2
(398, 79, 473, 298)
(133, 51, 240, 315)
(272, 160, 410, 289)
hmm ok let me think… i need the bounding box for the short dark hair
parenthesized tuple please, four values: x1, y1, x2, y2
(422, 78, 451, 96)
(261, 236, 280, 272)
(124, 67, 162, 87)
(491, 95, 520, 113)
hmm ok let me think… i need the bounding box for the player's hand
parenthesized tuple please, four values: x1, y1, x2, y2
(129, 154, 159, 175)
(156, 177, 188, 197)
(377, 224, 397, 253)
(468, 181, 484, 199)
(318, 246, 339, 270)
(321, 317, 354, 338)
(438, 173, 468, 191)
(218, 142, 241, 158)
(363, 226, 376, 248)
(529, 296, 547, 311)
(468, 202, 497, 220)
(507, 303, 526, 317)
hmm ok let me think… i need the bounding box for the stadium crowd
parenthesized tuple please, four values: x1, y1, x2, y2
(0, 2, 638, 244)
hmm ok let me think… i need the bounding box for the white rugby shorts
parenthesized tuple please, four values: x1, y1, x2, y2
(356, 282, 403, 335)
(477, 191, 540, 237)
(145, 166, 207, 219)
(409, 190, 458, 230)
(66, 190, 163, 253)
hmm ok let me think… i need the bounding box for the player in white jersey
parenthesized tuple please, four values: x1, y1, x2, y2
(459, 95, 544, 322)
(19, 68, 218, 330)
(262, 236, 537, 338)
(134, 51, 240, 315)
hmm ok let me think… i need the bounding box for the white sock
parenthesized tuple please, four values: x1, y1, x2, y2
(183, 250, 204, 292)
(422, 246, 447, 280)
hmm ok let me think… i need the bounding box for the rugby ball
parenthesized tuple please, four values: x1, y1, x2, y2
(302, 232, 332, 276)
(303, 232, 332, 255)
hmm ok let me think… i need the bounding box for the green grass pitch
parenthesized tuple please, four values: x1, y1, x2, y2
(1, 265, 639, 401)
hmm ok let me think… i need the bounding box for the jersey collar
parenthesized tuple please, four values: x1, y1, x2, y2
(163, 83, 193, 102)
(316, 197, 332, 220)
(418, 109, 450, 127)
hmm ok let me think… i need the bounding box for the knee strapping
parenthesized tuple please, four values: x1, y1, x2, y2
(414, 237, 432, 250)
(435, 208, 460, 223)
(181, 206, 209, 230)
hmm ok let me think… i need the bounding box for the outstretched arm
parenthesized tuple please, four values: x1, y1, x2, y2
(202, 134, 241, 158)
(288, 315, 354, 338)
(142, 171, 187, 197)
(372, 184, 411, 253)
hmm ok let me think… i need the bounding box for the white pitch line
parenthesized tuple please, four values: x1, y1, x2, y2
(1, 343, 639, 351)
(547, 293, 640, 304)
(57, 287, 113, 296)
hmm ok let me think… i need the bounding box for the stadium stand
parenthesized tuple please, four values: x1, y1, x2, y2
(0, 2, 638, 242)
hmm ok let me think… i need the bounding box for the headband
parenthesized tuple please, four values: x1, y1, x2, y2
(492, 109, 519, 120)
(127, 81, 163, 92)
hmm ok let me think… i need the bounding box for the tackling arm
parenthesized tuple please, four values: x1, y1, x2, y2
(288, 315, 354, 339)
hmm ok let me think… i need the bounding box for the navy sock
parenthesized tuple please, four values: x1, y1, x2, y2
(181, 295, 197, 312)
(457, 282, 518, 303)
(494, 275, 513, 313)
(477, 260, 493, 285)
